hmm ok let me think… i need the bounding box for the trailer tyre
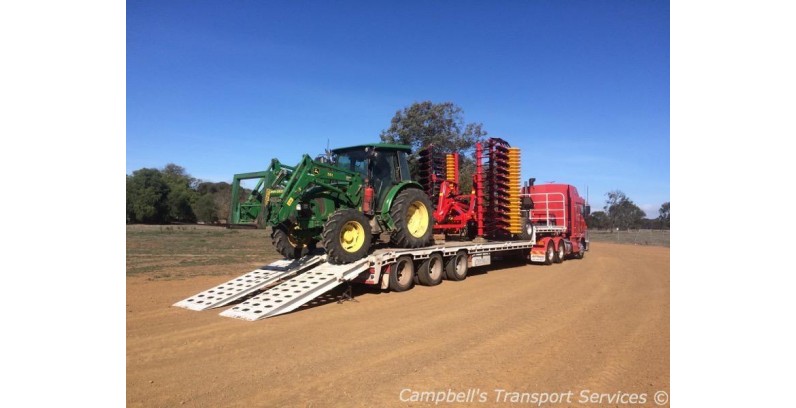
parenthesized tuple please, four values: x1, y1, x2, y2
(445, 250, 469, 281)
(544, 241, 554, 265)
(389, 255, 415, 292)
(272, 224, 305, 260)
(417, 253, 444, 286)
(554, 241, 565, 263)
(322, 209, 372, 265)
(390, 188, 434, 248)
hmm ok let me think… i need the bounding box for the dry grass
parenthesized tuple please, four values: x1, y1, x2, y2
(589, 229, 670, 247)
(126, 224, 282, 279)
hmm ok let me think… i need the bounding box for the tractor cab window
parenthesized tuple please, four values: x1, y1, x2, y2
(371, 150, 399, 201)
(333, 150, 368, 178)
(397, 151, 410, 181)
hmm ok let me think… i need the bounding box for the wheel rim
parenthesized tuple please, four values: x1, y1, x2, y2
(456, 255, 466, 276)
(406, 200, 429, 238)
(340, 220, 365, 253)
(547, 245, 553, 259)
(396, 259, 412, 285)
(559, 245, 564, 258)
(287, 233, 298, 248)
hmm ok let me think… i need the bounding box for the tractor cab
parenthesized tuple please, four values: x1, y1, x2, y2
(332, 143, 412, 204)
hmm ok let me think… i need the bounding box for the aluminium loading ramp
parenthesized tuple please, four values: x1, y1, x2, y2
(172, 254, 325, 311)
(219, 258, 370, 321)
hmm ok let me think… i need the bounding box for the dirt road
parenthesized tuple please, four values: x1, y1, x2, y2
(127, 242, 669, 407)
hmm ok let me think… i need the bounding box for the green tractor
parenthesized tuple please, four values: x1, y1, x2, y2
(230, 143, 434, 264)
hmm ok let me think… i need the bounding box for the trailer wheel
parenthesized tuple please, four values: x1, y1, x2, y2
(554, 241, 565, 263)
(322, 209, 372, 265)
(390, 188, 434, 248)
(272, 224, 305, 259)
(544, 241, 554, 265)
(417, 253, 444, 286)
(389, 255, 415, 292)
(445, 250, 469, 281)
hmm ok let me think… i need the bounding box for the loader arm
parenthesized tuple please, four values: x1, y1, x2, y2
(268, 154, 364, 229)
(229, 159, 294, 225)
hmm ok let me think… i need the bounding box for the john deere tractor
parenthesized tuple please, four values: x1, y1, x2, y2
(230, 144, 434, 264)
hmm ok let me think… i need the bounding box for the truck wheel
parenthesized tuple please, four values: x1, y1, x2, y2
(574, 240, 585, 259)
(544, 241, 554, 265)
(272, 224, 305, 259)
(445, 250, 469, 281)
(554, 241, 565, 263)
(389, 255, 415, 292)
(417, 253, 444, 286)
(322, 209, 372, 265)
(390, 188, 434, 248)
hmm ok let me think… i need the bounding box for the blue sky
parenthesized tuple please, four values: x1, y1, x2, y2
(127, 0, 669, 217)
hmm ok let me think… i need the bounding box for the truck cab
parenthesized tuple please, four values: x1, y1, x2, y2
(523, 181, 590, 264)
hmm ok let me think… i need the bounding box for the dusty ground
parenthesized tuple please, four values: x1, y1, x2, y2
(127, 228, 669, 407)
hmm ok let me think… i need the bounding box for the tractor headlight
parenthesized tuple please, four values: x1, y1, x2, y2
(295, 204, 302, 211)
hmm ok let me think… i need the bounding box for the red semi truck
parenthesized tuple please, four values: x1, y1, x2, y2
(522, 179, 590, 265)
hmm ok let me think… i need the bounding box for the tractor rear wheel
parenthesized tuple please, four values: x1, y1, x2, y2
(271, 224, 305, 259)
(390, 188, 434, 248)
(322, 209, 372, 265)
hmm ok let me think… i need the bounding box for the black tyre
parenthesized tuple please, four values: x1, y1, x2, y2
(574, 240, 585, 259)
(389, 255, 415, 292)
(390, 188, 434, 248)
(543, 240, 554, 265)
(417, 253, 444, 286)
(445, 250, 469, 281)
(465, 220, 478, 241)
(554, 240, 565, 263)
(321, 209, 372, 265)
(520, 217, 534, 240)
(272, 224, 305, 259)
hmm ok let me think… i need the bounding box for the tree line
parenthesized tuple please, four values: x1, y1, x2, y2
(587, 190, 669, 230)
(126, 164, 245, 224)
(127, 101, 669, 230)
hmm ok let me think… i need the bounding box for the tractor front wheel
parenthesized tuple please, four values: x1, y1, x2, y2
(322, 209, 373, 265)
(271, 224, 305, 260)
(390, 188, 434, 248)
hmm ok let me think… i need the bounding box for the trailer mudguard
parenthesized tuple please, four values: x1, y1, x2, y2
(380, 181, 425, 229)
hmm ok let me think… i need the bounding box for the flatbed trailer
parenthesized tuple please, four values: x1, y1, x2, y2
(173, 236, 537, 321)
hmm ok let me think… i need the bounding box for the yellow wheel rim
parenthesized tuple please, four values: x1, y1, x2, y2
(287, 234, 299, 248)
(406, 200, 429, 238)
(340, 220, 365, 253)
